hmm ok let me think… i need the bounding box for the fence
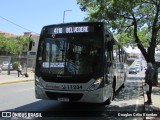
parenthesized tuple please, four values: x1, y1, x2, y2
(0, 56, 35, 73)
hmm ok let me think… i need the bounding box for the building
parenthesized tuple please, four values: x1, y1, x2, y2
(23, 32, 39, 68)
(0, 31, 18, 38)
(124, 45, 144, 61)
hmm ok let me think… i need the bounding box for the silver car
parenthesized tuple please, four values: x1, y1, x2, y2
(1, 61, 13, 70)
(129, 67, 137, 74)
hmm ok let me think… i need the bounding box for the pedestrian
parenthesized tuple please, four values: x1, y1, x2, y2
(17, 64, 23, 77)
(145, 62, 154, 104)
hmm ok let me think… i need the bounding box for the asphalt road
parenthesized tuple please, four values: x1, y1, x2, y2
(0, 73, 145, 120)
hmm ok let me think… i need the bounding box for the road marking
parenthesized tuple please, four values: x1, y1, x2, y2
(135, 98, 139, 111)
(0, 79, 34, 85)
(135, 81, 143, 112)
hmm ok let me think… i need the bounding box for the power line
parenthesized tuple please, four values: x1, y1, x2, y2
(0, 15, 39, 34)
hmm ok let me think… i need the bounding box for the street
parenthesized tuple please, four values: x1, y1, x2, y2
(0, 70, 146, 120)
(1, 1, 160, 120)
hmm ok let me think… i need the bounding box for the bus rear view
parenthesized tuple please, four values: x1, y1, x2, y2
(35, 22, 126, 104)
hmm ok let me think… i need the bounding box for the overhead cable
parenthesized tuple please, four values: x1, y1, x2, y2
(0, 15, 39, 34)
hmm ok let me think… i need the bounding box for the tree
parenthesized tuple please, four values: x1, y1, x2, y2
(0, 35, 32, 56)
(116, 27, 151, 47)
(0, 35, 7, 55)
(0, 35, 18, 55)
(16, 36, 33, 58)
(77, 0, 160, 85)
(114, 32, 133, 45)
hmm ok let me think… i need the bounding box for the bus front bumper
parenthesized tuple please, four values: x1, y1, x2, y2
(35, 84, 112, 103)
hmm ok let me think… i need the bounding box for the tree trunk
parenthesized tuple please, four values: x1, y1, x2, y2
(153, 64, 158, 86)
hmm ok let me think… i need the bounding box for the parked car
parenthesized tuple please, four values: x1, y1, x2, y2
(129, 67, 137, 74)
(1, 61, 13, 70)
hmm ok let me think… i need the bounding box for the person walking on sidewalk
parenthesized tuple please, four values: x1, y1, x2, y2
(17, 64, 23, 77)
(145, 62, 154, 104)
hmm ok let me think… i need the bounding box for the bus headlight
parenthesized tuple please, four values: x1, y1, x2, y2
(35, 76, 43, 88)
(88, 77, 103, 91)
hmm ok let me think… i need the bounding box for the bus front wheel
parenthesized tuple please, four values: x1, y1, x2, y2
(103, 77, 116, 105)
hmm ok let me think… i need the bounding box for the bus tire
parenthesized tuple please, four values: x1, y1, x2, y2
(122, 73, 126, 88)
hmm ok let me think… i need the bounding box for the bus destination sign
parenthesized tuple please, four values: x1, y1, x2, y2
(53, 26, 89, 34)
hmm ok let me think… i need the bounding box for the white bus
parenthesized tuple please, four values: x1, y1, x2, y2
(32, 22, 127, 104)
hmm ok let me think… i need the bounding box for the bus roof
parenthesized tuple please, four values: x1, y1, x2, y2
(41, 22, 107, 35)
(42, 22, 104, 28)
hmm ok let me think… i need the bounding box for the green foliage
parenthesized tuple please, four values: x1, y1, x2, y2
(77, 0, 160, 85)
(0, 35, 32, 56)
(115, 27, 151, 47)
(12, 61, 19, 70)
(157, 30, 160, 45)
(114, 32, 131, 45)
(137, 27, 151, 47)
(77, 0, 157, 31)
(0, 35, 14, 55)
(77, 0, 160, 63)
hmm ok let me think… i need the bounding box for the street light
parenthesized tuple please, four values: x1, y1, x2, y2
(63, 10, 72, 23)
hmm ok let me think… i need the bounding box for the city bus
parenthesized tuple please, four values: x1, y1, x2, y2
(33, 22, 127, 104)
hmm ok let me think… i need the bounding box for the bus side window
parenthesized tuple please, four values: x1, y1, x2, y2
(107, 41, 113, 51)
(105, 41, 114, 62)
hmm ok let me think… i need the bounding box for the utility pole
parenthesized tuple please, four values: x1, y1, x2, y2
(7, 56, 11, 75)
(63, 10, 72, 23)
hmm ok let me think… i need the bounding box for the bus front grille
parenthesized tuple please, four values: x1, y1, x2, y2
(41, 75, 92, 83)
(45, 91, 83, 101)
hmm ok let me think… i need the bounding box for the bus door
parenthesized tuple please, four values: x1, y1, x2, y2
(118, 49, 125, 86)
(104, 40, 115, 86)
(113, 44, 123, 89)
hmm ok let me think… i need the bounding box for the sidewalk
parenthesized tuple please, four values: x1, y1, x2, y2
(0, 70, 34, 85)
(143, 79, 160, 120)
(129, 60, 160, 119)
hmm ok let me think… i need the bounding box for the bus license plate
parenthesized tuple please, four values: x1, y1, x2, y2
(58, 97, 70, 102)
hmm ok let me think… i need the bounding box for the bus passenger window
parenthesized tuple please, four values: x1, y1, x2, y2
(105, 41, 113, 62)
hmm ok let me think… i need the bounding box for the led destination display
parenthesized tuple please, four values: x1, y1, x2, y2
(54, 26, 89, 34)
(46, 24, 102, 34)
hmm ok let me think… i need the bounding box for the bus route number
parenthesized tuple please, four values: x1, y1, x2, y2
(54, 28, 62, 34)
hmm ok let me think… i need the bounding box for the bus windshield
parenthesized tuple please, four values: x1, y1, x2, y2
(39, 35, 102, 75)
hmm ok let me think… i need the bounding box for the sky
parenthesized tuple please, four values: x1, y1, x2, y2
(0, 0, 86, 35)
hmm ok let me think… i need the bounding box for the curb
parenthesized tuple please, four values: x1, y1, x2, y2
(0, 79, 34, 85)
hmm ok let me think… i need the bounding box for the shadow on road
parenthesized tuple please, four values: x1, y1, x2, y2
(6, 100, 106, 117)
(105, 81, 145, 113)
(114, 85, 143, 102)
(4, 78, 147, 118)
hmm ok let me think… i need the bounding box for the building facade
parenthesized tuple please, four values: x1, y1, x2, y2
(23, 32, 39, 69)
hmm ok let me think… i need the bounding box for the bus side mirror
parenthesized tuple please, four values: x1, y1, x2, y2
(29, 41, 33, 51)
